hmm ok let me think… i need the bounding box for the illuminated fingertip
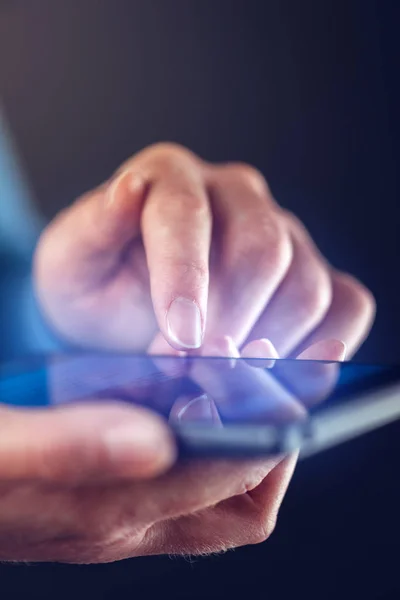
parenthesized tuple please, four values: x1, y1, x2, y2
(297, 339, 347, 361)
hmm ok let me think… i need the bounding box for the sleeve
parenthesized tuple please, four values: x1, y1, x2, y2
(0, 110, 65, 358)
(1, 255, 65, 359)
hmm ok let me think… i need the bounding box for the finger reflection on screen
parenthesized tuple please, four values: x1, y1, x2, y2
(47, 354, 338, 429)
(186, 357, 307, 424)
(272, 359, 340, 408)
(169, 393, 223, 426)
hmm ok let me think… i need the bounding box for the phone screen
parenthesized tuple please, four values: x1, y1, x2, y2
(1, 354, 398, 424)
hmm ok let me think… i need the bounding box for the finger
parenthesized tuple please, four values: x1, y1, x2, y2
(291, 272, 376, 359)
(169, 393, 222, 426)
(189, 338, 306, 424)
(200, 334, 240, 367)
(128, 454, 283, 531)
(205, 335, 241, 358)
(205, 164, 292, 347)
(296, 339, 346, 361)
(145, 452, 298, 555)
(68, 456, 284, 562)
(148, 332, 186, 357)
(147, 332, 188, 378)
(0, 402, 176, 484)
(140, 146, 212, 350)
(168, 336, 241, 425)
(274, 340, 344, 407)
(246, 212, 332, 357)
(241, 338, 279, 368)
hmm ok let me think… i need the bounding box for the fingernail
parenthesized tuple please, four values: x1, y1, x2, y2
(176, 394, 213, 422)
(166, 297, 203, 349)
(297, 339, 347, 361)
(103, 420, 174, 474)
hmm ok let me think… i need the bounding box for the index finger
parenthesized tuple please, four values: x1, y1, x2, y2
(140, 147, 212, 350)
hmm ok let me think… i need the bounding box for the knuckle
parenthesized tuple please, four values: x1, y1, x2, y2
(119, 143, 201, 177)
(161, 190, 209, 219)
(296, 267, 332, 320)
(334, 272, 376, 320)
(148, 141, 190, 156)
(173, 259, 209, 280)
(143, 142, 199, 171)
(169, 258, 209, 290)
(243, 214, 292, 276)
(223, 162, 270, 197)
(282, 209, 306, 232)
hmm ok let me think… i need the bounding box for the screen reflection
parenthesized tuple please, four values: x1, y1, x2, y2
(46, 353, 342, 427)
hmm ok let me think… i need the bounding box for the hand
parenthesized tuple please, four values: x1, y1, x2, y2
(34, 143, 375, 358)
(24, 142, 376, 563)
(0, 336, 339, 564)
(0, 399, 176, 562)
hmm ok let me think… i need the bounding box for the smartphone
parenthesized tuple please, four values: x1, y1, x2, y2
(1, 353, 399, 459)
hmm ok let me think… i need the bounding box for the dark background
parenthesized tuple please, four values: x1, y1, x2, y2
(0, 1, 399, 598)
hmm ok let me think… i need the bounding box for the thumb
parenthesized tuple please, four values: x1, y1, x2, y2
(0, 402, 176, 485)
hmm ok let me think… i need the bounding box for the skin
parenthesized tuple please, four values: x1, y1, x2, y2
(0, 143, 375, 563)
